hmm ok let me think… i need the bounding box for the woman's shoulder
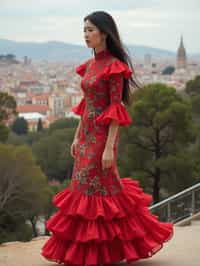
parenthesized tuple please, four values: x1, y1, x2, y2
(102, 55, 132, 80)
(105, 55, 131, 71)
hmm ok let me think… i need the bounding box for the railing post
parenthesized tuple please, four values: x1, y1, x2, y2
(167, 202, 171, 221)
(191, 190, 195, 215)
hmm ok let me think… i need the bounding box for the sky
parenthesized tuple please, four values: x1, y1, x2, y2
(0, 0, 200, 53)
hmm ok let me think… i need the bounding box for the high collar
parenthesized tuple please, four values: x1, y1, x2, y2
(94, 49, 111, 60)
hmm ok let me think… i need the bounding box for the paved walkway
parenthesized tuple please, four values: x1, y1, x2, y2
(0, 223, 199, 266)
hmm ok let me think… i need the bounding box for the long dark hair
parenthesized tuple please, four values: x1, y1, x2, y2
(84, 11, 142, 106)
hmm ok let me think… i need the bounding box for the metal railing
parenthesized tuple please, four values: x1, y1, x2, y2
(149, 182, 200, 223)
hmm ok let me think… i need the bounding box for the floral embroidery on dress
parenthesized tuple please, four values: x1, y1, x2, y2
(109, 74, 124, 103)
(79, 143, 87, 156)
(71, 49, 132, 196)
(42, 49, 174, 265)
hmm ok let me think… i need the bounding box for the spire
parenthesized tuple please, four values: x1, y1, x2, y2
(176, 34, 187, 70)
(180, 34, 184, 48)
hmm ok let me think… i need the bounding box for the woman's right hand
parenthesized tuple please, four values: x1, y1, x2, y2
(70, 138, 79, 158)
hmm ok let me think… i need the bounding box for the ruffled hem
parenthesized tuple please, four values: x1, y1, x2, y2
(101, 59, 132, 81)
(41, 227, 173, 266)
(71, 97, 85, 116)
(95, 102, 132, 126)
(52, 178, 152, 220)
(41, 178, 174, 265)
(45, 213, 146, 242)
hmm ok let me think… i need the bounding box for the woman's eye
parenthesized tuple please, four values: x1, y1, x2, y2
(85, 28, 93, 31)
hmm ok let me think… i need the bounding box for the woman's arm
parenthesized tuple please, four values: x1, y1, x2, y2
(96, 64, 132, 170)
(73, 118, 82, 141)
(101, 73, 124, 170)
(101, 120, 119, 170)
(105, 120, 119, 149)
(71, 118, 82, 158)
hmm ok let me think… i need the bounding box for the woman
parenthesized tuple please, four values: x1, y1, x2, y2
(41, 11, 174, 266)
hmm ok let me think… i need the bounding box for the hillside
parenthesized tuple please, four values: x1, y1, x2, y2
(0, 38, 177, 62)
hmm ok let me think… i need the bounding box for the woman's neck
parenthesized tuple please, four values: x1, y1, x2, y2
(94, 45, 107, 54)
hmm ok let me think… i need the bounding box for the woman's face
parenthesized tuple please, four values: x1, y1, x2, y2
(83, 19, 106, 49)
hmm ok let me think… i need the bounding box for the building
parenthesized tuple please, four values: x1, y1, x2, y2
(32, 93, 49, 105)
(144, 53, 152, 68)
(48, 94, 66, 117)
(17, 104, 50, 116)
(176, 35, 187, 70)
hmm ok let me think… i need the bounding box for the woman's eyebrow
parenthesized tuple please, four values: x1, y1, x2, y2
(84, 26, 94, 29)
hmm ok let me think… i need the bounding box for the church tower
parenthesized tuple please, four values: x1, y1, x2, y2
(176, 35, 187, 69)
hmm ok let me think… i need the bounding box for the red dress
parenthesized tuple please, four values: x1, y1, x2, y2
(41, 49, 174, 265)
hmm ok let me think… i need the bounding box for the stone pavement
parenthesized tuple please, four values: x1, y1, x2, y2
(0, 223, 199, 266)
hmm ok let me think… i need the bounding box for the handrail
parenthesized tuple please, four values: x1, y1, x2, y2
(149, 182, 200, 209)
(149, 182, 200, 223)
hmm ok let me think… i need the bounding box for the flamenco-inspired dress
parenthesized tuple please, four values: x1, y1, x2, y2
(41, 49, 174, 265)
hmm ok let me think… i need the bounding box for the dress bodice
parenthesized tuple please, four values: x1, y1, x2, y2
(72, 48, 133, 128)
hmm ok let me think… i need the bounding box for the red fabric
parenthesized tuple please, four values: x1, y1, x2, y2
(41, 49, 174, 266)
(71, 97, 85, 116)
(76, 63, 86, 77)
(75, 59, 90, 77)
(72, 51, 133, 125)
(95, 102, 132, 126)
(101, 59, 132, 80)
(95, 71, 132, 126)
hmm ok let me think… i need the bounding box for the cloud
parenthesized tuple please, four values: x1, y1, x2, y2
(0, 0, 157, 11)
(0, 0, 199, 53)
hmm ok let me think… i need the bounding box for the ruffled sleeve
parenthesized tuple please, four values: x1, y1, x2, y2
(75, 59, 91, 77)
(71, 97, 85, 116)
(101, 59, 132, 81)
(95, 60, 133, 126)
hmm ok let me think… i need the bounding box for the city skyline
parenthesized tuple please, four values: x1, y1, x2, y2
(0, 0, 199, 53)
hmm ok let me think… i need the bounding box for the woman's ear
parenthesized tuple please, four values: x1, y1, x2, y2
(101, 31, 107, 40)
(102, 33, 107, 43)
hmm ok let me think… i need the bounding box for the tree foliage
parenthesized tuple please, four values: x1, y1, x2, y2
(119, 83, 196, 203)
(0, 143, 49, 242)
(0, 92, 17, 122)
(11, 117, 28, 135)
(32, 127, 75, 182)
(162, 66, 175, 75)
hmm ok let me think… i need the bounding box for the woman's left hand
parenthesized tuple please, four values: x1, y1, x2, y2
(102, 146, 114, 170)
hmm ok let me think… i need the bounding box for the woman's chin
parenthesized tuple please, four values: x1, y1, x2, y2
(85, 42, 94, 48)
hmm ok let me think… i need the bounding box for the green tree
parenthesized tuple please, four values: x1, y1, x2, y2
(32, 128, 75, 182)
(185, 75, 200, 117)
(0, 92, 17, 122)
(0, 123, 9, 143)
(48, 117, 78, 134)
(184, 75, 200, 178)
(119, 83, 196, 203)
(37, 118, 43, 132)
(0, 92, 17, 142)
(162, 66, 175, 75)
(185, 75, 200, 96)
(11, 117, 28, 135)
(0, 143, 49, 242)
